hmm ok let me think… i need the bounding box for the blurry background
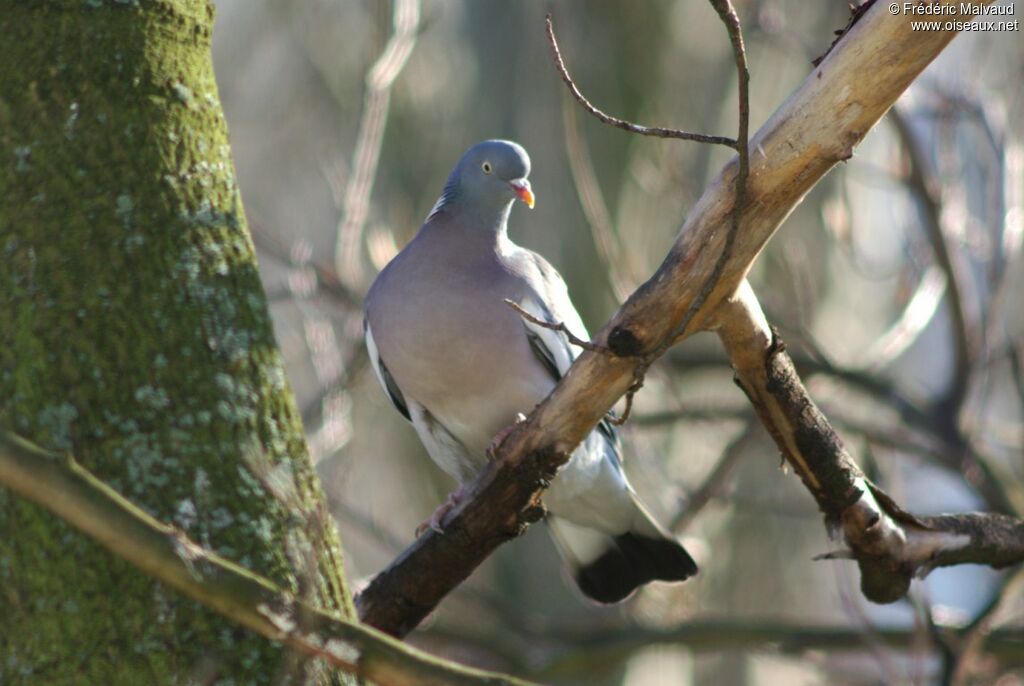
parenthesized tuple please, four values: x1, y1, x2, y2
(210, 1, 1023, 684)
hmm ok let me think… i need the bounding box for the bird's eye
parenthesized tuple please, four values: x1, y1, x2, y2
(481, 161, 493, 174)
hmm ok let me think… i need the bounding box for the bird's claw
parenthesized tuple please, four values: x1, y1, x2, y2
(487, 413, 527, 459)
(415, 486, 466, 537)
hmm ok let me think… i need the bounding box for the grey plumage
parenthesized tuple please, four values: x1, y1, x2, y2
(364, 139, 696, 602)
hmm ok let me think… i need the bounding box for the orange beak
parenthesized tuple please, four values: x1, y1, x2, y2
(509, 179, 535, 209)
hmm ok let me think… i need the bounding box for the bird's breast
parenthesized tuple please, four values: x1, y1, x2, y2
(369, 266, 552, 454)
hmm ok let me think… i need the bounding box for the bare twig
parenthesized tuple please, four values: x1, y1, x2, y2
(503, 299, 607, 354)
(886, 104, 1024, 517)
(606, 377, 641, 426)
(335, 0, 421, 288)
(504, 299, 632, 427)
(425, 611, 1024, 682)
(545, 14, 737, 148)
(664, 348, 934, 431)
(0, 430, 536, 686)
(634, 405, 749, 427)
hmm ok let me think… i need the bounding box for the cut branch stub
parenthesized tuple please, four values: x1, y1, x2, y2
(607, 325, 645, 357)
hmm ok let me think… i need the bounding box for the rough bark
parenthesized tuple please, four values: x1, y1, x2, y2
(0, 2, 353, 683)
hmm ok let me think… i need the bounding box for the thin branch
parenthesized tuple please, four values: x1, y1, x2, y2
(545, 14, 737, 148)
(424, 614, 1024, 682)
(0, 430, 536, 686)
(356, 1, 998, 637)
(663, 347, 934, 431)
(503, 299, 608, 354)
(606, 378, 641, 426)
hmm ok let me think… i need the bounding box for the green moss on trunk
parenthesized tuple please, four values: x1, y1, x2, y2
(0, 2, 354, 683)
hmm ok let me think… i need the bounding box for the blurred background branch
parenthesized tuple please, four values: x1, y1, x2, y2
(334, 0, 421, 289)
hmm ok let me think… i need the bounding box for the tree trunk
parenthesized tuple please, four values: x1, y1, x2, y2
(0, 2, 355, 683)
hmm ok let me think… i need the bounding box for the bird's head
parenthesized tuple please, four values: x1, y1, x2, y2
(446, 140, 535, 213)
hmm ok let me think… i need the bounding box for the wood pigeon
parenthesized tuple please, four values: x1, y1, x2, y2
(363, 139, 697, 603)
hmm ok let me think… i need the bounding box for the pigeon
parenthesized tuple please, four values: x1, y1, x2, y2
(363, 139, 697, 603)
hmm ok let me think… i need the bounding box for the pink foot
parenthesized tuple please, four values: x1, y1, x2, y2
(487, 413, 527, 459)
(415, 484, 467, 537)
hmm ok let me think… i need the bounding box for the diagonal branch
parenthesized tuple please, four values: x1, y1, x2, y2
(356, 1, 998, 637)
(715, 282, 1024, 602)
(0, 429, 536, 686)
(503, 299, 608, 354)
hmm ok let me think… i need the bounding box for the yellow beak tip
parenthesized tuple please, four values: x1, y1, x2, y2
(514, 185, 535, 209)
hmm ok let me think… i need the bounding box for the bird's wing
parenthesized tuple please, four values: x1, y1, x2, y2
(365, 315, 486, 481)
(364, 317, 410, 422)
(512, 249, 621, 448)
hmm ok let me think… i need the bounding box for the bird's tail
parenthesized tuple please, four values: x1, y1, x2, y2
(547, 496, 697, 604)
